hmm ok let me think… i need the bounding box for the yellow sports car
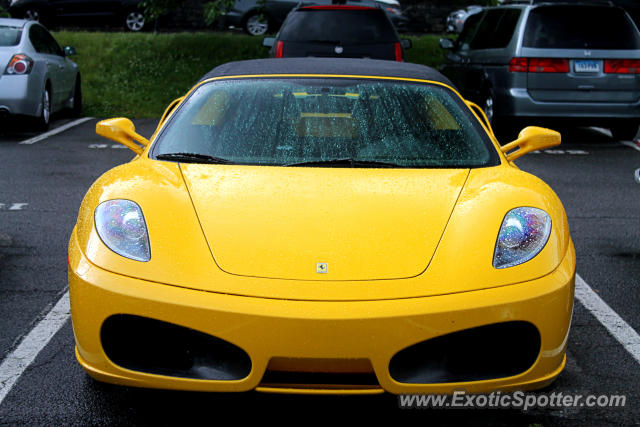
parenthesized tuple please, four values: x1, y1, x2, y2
(68, 58, 575, 395)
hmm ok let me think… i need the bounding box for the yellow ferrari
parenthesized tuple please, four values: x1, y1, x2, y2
(68, 58, 575, 395)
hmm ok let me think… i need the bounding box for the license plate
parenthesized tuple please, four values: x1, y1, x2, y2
(574, 60, 600, 73)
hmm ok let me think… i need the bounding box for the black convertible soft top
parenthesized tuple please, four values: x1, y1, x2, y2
(198, 58, 455, 88)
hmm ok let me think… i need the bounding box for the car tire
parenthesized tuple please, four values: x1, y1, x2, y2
(124, 10, 145, 31)
(610, 123, 639, 141)
(70, 76, 82, 118)
(482, 92, 495, 128)
(244, 12, 269, 36)
(37, 85, 51, 131)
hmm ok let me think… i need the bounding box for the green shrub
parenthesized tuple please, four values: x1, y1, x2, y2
(53, 31, 446, 118)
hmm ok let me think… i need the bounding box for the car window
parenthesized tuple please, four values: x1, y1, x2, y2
(456, 11, 483, 50)
(0, 26, 22, 46)
(29, 25, 63, 56)
(523, 5, 640, 49)
(153, 78, 498, 168)
(40, 28, 64, 56)
(29, 25, 51, 53)
(278, 9, 398, 44)
(470, 9, 521, 49)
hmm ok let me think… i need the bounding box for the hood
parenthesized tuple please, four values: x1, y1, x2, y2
(181, 165, 469, 281)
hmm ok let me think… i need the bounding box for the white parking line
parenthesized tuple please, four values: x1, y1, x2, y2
(620, 139, 640, 153)
(1, 274, 639, 406)
(0, 291, 69, 405)
(0, 203, 28, 211)
(575, 274, 640, 365)
(18, 117, 93, 145)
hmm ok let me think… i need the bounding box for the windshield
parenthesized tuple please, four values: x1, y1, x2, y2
(0, 26, 22, 46)
(152, 78, 498, 168)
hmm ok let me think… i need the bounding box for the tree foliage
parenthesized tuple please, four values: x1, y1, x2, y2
(203, 0, 236, 26)
(139, 0, 182, 22)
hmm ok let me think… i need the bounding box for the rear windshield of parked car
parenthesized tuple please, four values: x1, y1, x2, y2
(279, 9, 398, 44)
(0, 26, 22, 46)
(523, 6, 640, 49)
(153, 78, 498, 168)
(470, 9, 521, 50)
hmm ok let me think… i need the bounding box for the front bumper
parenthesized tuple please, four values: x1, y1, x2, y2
(69, 231, 575, 395)
(0, 74, 42, 118)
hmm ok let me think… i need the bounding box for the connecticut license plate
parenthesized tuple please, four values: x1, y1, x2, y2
(574, 60, 600, 73)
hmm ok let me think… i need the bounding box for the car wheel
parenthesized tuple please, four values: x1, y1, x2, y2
(482, 91, 517, 143)
(37, 86, 51, 131)
(70, 76, 82, 117)
(23, 8, 40, 21)
(125, 11, 145, 31)
(610, 123, 639, 141)
(244, 12, 269, 36)
(482, 92, 494, 127)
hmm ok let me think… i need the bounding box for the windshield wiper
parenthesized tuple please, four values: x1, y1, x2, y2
(286, 158, 402, 168)
(155, 152, 234, 164)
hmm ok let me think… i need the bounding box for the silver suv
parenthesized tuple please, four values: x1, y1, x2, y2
(439, 0, 640, 141)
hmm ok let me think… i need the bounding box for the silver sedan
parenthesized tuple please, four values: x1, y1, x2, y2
(0, 17, 80, 130)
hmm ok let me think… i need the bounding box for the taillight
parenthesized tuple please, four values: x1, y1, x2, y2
(508, 57, 528, 72)
(274, 41, 284, 58)
(604, 59, 640, 74)
(394, 42, 403, 62)
(4, 54, 33, 75)
(508, 57, 569, 73)
(528, 58, 569, 73)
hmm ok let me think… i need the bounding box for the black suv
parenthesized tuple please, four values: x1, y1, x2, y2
(9, 0, 146, 31)
(263, 5, 411, 61)
(439, 0, 640, 140)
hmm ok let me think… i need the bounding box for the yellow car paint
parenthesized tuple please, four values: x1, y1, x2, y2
(501, 126, 562, 162)
(96, 117, 150, 155)
(71, 72, 575, 394)
(69, 229, 574, 394)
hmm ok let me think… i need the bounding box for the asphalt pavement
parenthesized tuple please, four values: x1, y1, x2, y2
(0, 117, 638, 425)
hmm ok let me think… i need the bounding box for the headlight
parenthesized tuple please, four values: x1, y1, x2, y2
(493, 207, 551, 269)
(94, 200, 151, 262)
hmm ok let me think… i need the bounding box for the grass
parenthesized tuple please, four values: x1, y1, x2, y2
(405, 34, 448, 69)
(53, 31, 446, 118)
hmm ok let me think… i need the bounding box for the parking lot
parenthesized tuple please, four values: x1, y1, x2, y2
(0, 116, 638, 424)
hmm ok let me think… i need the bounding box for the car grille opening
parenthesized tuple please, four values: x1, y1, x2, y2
(260, 357, 380, 390)
(101, 314, 252, 381)
(389, 321, 541, 384)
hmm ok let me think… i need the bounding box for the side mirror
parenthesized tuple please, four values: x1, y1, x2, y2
(401, 38, 412, 49)
(64, 46, 76, 56)
(96, 118, 150, 154)
(262, 37, 275, 48)
(439, 38, 454, 50)
(501, 126, 561, 162)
